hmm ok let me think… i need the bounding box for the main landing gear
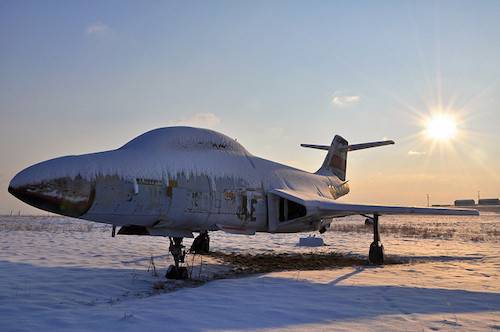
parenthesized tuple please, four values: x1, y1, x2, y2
(166, 237, 189, 279)
(366, 214, 384, 265)
(190, 231, 210, 254)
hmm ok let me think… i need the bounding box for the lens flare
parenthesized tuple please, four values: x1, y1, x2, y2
(425, 114, 457, 140)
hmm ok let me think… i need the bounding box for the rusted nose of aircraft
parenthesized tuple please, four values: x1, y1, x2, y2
(8, 165, 95, 217)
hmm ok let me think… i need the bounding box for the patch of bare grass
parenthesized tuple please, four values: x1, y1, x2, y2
(0, 216, 102, 233)
(330, 222, 499, 242)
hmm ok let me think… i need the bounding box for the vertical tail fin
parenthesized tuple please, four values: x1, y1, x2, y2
(315, 135, 348, 180)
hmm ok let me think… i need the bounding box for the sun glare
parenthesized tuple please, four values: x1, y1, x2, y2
(425, 114, 457, 140)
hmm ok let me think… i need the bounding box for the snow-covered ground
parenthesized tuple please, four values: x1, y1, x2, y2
(0, 214, 499, 331)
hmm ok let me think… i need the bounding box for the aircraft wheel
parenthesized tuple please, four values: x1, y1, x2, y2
(368, 241, 384, 265)
(190, 231, 210, 255)
(166, 265, 189, 280)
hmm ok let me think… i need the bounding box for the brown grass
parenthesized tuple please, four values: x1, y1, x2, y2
(330, 223, 458, 239)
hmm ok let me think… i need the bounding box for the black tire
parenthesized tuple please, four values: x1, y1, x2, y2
(368, 241, 384, 265)
(166, 265, 189, 280)
(190, 233, 210, 254)
(201, 236, 210, 253)
(179, 267, 189, 279)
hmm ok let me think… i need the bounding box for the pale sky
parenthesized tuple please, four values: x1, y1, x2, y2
(1, 1, 499, 214)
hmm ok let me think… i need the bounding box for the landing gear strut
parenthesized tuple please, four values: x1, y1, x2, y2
(368, 214, 384, 265)
(166, 237, 189, 279)
(190, 231, 210, 254)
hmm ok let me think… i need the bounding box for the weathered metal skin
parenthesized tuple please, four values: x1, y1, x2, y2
(78, 168, 344, 234)
(81, 172, 270, 232)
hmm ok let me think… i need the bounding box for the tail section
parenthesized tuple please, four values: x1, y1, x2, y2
(304, 136, 395, 180)
(315, 135, 348, 180)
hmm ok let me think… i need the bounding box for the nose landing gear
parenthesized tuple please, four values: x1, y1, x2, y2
(165, 232, 211, 280)
(366, 214, 384, 265)
(166, 237, 189, 279)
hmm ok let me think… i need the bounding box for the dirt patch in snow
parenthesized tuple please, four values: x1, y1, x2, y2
(208, 251, 403, 275)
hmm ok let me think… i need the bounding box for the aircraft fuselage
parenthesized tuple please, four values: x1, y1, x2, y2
(8, 127, 349, 236)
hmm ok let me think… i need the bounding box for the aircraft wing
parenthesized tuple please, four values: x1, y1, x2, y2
(314, 200, 479, 217)
(271, 189, 479, 218)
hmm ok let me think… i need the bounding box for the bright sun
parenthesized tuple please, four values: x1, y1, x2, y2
(425, 114, 457, 140)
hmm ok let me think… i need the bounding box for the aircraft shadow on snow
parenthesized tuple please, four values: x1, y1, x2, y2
(0, 260, 499, 330)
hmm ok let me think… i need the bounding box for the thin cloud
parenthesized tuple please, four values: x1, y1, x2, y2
(408, 150, 426, 156)
(331, 92, 360, 108)
(168, 113, 221, 129)
(85, 22, 110, 35)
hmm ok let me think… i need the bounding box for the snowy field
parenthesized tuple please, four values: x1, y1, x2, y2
(0, 214, 499, 331)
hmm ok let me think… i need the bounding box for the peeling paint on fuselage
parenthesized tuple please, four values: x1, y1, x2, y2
(81, 158, 347, 233)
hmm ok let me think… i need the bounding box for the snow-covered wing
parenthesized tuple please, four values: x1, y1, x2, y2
(270, 189, 479, 217)
(315, 200, 479, 217)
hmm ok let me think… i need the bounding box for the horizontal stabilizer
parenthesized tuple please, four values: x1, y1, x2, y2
(301, 140, 395, 151)
(348, 140, 395, 151)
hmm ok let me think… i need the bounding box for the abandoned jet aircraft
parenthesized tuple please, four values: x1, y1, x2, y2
(8, 126, 478, 278)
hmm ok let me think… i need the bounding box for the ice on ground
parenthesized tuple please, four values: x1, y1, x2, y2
(0, 214, 499, 331)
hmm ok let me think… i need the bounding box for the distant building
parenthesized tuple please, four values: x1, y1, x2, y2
(454, 199, 475, 206)
(478, 198, 499, 205)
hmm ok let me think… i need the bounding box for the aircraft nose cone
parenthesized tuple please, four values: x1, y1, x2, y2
(8, 183, 24, 200)
(7, 184, 15, 196)
(8, 163, 95, 217)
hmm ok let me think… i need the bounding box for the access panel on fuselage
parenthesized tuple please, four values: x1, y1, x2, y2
(86, 175, 167, 225)
(168, 173, 212, 228)
(207, 176, 267, 231)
